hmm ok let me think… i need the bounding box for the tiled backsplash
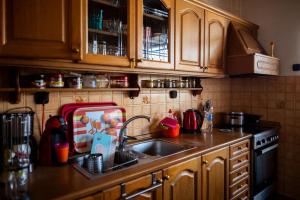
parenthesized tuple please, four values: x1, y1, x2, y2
(0, 76, 231, 141)
(231, 76, 300, 199)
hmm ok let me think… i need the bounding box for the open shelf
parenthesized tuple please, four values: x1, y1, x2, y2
(143, 13, 166, 21)
(88, 28, 127, 37)
(90, 0, 120, 8)
(0, 88, 140, 93)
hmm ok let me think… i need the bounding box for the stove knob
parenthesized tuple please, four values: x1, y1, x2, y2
(267, 137, 271, 142)
(256, 141, 261, 146)
(262, 139, 266, 144)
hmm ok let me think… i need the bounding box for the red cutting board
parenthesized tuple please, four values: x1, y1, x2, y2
(72, 106, 126, 153)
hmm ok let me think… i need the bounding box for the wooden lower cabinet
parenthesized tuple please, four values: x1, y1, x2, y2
(201, 147, 229, 200)
(163, 157, 201, 200)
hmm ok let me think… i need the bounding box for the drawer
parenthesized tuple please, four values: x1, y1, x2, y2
(230, 139, 250, 158)
(230, 164, 250, 185)
(230, 151, 250, 171)
(230, 176, 249, 198)
(230, 188, 249, 200)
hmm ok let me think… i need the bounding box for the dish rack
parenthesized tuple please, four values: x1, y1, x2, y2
(71, 150, 138, 179)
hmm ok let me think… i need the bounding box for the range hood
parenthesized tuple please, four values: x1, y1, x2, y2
(227, 22, 279, 76)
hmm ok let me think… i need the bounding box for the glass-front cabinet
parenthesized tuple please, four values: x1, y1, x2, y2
(82, 0, 173, 69)
(136, 0, 174, 69)
(83, 0, 135, 67)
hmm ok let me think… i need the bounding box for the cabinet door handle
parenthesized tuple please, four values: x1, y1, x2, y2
(202, 160, 208, 165)
(203, 66, 208, 72)
(72, 48, 80, 53)
(163, 175, 170, 180)
(136, 58, 143, 63)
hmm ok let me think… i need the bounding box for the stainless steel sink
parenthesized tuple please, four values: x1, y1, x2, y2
(128, 139, 194, 157)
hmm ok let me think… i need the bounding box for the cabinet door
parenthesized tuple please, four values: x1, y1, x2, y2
(202, 147, 229, 200)
(136, 0, 174, 69)
(0, 0, 82, 60)
(204, 11, 229, 74)
(82, 0, 135, 67)
(103, 171, 162, 200)
(175, 0, 204, 72)
(163, 157, 201, 200)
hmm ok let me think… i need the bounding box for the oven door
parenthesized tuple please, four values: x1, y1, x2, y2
(253, 142, 278, 195)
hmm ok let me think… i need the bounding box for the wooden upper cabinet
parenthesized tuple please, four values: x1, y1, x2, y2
(0, 0, 82, 60)
(163, 157, 201, 200)
(81, 0, 135, 67)
(136, 0, 174, 69)
(175, 0, 204, 72)
(205, 11, 229, 74)
(202, 147, 229, 200)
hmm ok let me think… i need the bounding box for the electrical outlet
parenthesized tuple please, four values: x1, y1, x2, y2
(34, 92, 49, 104)
(292, 64, 300, 71)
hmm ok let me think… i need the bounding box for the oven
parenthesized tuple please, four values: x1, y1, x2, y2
(252, 128, 279, 200)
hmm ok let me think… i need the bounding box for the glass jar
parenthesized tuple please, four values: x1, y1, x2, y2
(164, 79, 172, 88)
(141, 80, 154, 88)
(110, 75, 128, 88)
(32, 74, 46, 89)
(82, 74, 96, 88)
(153, 80, 161, 88)
(48, 73, 64, 88)
(67, 77, 82, 89)
(95, 74, 109, 88)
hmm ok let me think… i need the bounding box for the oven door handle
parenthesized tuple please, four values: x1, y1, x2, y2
(260, 144, 278, 154)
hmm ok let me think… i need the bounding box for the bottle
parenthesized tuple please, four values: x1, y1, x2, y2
(201, 100, 213, 133)
(207, 105, 213, 133)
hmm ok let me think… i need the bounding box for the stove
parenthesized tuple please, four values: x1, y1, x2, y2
(219, 121, 280, 200)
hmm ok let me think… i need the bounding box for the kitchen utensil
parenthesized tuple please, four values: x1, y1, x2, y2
(86, 153, 103, 174)
(224, 112, 244, 126)
(0, 107, 36, 172)
(91, 131, 116, 168)
(72, 106, 126, 153)
(182, 109, 202, 133)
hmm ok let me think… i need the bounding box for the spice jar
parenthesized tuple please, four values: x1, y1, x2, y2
(32, 74, 46, 89)
(182, 79, 189, 88)
(110, 75, 128, 88)
(141, 80, 154, 88)
(164, 79, 172, 88)
(174, 80, 182, 88)
(153, 80, 161, 88)
(95, 74, 109, 88)
(67, 77, 82, 89)
(82, 74, 96, 88)
(48, 73, 64, 88)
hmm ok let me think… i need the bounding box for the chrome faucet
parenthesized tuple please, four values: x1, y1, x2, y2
(118, 115, 151, 152)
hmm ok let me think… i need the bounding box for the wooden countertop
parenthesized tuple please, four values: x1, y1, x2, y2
(27, 129, 251, 200)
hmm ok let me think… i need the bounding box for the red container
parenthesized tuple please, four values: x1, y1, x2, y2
(55, 143, 69, 164)
(162, 124, 180, 138)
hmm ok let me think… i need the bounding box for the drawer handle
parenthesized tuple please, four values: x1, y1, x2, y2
(238, 184, 246, 189)
(202, 160, 208, 165)
(237, 172, 242, 176)
(122, 181, 162, 200)
(238, 159, 242, 163)
(237, 146, 242, 150)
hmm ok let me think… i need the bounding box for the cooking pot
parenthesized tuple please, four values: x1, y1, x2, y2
(224, 112, 244, 126)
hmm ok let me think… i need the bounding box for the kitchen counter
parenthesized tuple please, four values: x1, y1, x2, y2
(27, 129, 251, 200)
